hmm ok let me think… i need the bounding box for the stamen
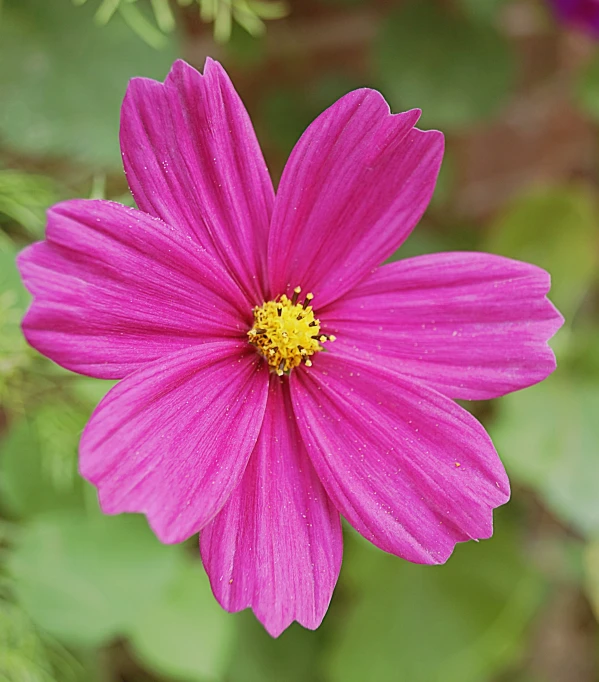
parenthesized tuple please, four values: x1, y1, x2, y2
(247, 289, 335, 374)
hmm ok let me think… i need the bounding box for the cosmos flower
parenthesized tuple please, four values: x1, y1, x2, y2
(17, 59, 563, 637)
(548, 0, 599, 38)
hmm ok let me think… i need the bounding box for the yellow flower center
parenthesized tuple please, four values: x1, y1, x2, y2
(247, 287, 335, 375)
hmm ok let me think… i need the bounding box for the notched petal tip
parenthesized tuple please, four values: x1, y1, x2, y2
(120, 54, 274, 303)
(268, 87, 446, 307)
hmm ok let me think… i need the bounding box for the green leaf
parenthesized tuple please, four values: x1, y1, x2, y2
(0, 170, 60, 238)
(0, 407, 86, 519)
(0, 599, 96, 682)
(0, 235, 29, 315)
(247, 0, 288, 20)
(259, 88, 314, 157)
(129, 560, 235, 682)
(0, 0, 178, 168)
(0, 236, 31, 399)
(375, 2, 515, 130)
(584, 541, 599, 622)
(0, 600, 55, 682)
(325, 517, 545, 682)
(456, 0, 512, 24)
(9, 512, 182, 646)
(150, 0, 176, 32)
(94, 0, 121, 25)
(486, 186, 599, 320)
(490, 374, 599, 537)
(118, 1, 170, 49)
(259, 72, 364, 157)
(227, 611, 322, 682)
(575, 49, 599, 122)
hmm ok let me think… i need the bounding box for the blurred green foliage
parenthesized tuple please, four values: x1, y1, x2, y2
(376, 2, 515, 130)
(0, 0, 178, 167)
(77, 0, 288, 45)
(325, 522, 545, 682)
(1, 0, 599, 680)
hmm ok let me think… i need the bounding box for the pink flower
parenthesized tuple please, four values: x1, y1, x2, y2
(18, 59, 563, 637)
(548, 0, 599, 38)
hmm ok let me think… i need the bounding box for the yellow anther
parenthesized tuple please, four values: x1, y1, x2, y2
(247, 291, 333, 374)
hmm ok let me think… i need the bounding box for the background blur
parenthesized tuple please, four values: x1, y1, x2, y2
(1, 0, 598, 680)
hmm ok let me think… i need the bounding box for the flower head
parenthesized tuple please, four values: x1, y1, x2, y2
(548, 0, 599, 38)
(17, 59, 563, 637)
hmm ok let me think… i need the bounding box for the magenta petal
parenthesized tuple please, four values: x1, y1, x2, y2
(291, 353, 509, 564)
(268, 89, 443, 307)
(80, 341, 269, 543)
(120, 58, 274, 303)
(201, 378, 342, 637)
(320, 252, 563, 400)
(17, 199, 248, 380)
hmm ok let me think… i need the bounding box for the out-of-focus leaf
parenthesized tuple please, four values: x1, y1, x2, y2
(260, 88, 314, 156)
(0, 170, 60, 238)
(150, 0, 176, 32)
(316, 0, 365, 5)
(228, 611, 322, 682)
(486, 187, 599, 320)
(260, 72, 363, 157)
(325, 516, 545, 682)
(309, 72, 365, 113)
(247, 0, 288, 20)
(9, 512, 181, 646)
(490, 374, 599, 537)
(0, 405, 86, 518)
(129, 560, 235, 682)
(575, 50, 599, 122)
(0, 235, 31, 401)
(0, 234, 29, 315)
(457, 0, 511, 24)
(70, 375, 117, 406)
(224, 24, 268, 67)
(0, 0, 177, 167)
(94, 0, 121, 25)
(584, 541, 599, 621)
(0, 600, 55, 682)
(0, 599, 95, 682)
(376, 2, 515, 130)
(118, 1, 170, 49)
(387, 226, 447, 262)
(560, 325, 599, 380)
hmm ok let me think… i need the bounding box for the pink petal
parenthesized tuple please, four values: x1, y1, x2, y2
(120, 58, 274, 304)
(291, 352, 509, 565)
(80, 341, 269, 543)
(320, 252, 564, 400)
(268, 89, 443, 307)
(201, 378, 342, 637)
(18, 199, 248, 380)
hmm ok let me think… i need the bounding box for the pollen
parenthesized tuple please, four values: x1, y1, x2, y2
(247, 287, 335, 375)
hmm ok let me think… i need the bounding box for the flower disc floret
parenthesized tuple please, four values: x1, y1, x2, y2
(248, 287, 335, 375)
